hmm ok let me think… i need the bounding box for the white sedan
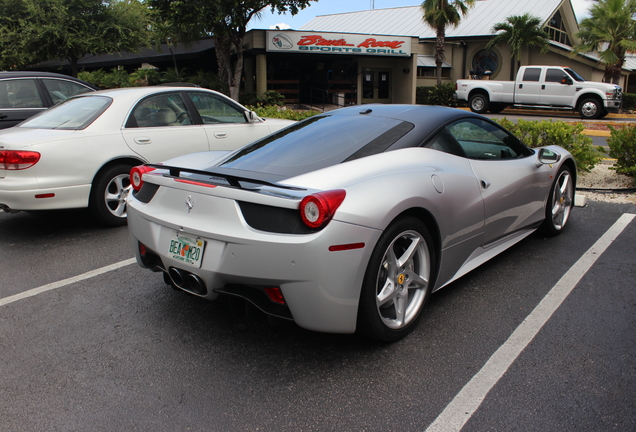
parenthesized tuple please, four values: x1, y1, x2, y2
(0, 87, 294, 225)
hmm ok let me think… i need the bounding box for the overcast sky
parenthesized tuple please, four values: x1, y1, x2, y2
(249, 0, 595, 30)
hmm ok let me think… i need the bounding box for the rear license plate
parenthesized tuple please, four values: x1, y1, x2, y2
(168, 232, 205, 268)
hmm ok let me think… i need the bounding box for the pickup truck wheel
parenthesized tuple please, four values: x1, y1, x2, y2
(469, 93, 489, 114)
(579, 98, 601, 119)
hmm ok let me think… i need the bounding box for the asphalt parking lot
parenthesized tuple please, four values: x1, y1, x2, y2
(1, 197, 634, 431)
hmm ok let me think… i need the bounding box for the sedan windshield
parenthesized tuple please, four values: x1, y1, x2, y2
(20, 95, 111, 130)
(216, 114, 413, 177)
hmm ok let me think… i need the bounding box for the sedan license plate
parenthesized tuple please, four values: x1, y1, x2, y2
(168, 232, 205, 268)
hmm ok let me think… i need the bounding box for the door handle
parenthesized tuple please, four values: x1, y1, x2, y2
(214, 132, 227, 139)
(134, 137, 151, 144)
(518, 84, 523, 89)
(0, 114, 7, 119)
(481, 180, 491, 190)
(541, 85, 545, 90)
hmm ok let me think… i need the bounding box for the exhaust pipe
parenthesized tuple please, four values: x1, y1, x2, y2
(168, 267, 186, 289)
(168, 267, 207, 296)
(185, 273, 207, 295)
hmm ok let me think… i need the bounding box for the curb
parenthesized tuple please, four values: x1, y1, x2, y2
(583, 130, 611, 137)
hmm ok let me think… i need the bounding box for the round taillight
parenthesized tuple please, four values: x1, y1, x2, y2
(299, 189, 346, 229)
(130, 165, 155, 191)
(0, 150, 41, 170)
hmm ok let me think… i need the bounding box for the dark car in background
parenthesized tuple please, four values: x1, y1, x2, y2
(0, 71, 98, 129)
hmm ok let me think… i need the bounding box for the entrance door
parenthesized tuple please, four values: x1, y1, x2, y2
(362, 70, 391, 103)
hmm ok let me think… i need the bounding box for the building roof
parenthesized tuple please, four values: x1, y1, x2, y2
(625, 55, 636, 71)
(301, 0, 565, 38)
(32, 38, 216, 70)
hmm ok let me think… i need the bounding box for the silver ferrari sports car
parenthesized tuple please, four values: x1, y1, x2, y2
(127, 105, 575, 341)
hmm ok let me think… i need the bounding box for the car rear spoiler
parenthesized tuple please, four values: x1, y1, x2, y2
(144, 163, 306, 192)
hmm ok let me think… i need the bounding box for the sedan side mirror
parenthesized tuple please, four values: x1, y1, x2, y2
(245, 110, 263, 123)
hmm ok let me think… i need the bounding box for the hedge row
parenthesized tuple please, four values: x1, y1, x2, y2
(416, 84, 467, 107)
(607, 124, 636, 177)
(622, 93, 636, 111)
(494, 118, 604, 173)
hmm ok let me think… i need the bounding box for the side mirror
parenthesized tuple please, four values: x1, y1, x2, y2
(245, 110, 263, 123)
(560, 77, 573, 85)
(538, 148, 561, 164)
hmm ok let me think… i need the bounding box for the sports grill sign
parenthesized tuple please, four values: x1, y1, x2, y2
(267, 31, 411, 57)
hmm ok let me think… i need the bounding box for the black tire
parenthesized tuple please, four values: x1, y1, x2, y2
(469, 93, 489, 114)
(541, 165, 574, 236)
(89, 163, 134, 227)
(579, 98, 601, 119)
(489, 103, 506, 114)
(357, 217, 436, 342)
(599, 109, 609, 118)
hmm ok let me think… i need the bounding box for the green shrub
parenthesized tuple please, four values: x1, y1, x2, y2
(416, 86, 432, 105)
(129, 68, 163, 86)
(247, 105, 319, 121)
(240, 91, 286, 107)
(188, 70, 226, 92)
(622, 93, 636, 112)
(78, 70, 107, 88)
(494, 118, 604, 172)
(417, 84, 466, 107)
(607, 124, 636, 178)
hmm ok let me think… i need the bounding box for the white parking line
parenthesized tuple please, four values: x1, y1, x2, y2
(0, 258, 136, 307)
(425, 213, 635, 432)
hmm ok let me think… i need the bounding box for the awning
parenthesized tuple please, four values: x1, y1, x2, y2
(417, 55, 451, 68)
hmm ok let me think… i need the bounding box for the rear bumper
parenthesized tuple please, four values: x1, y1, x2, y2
(0, 184, 90, 212)
(127, 202, 382, 334)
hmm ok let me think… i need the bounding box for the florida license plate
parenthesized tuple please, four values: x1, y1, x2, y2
(168, 232, 205, 268)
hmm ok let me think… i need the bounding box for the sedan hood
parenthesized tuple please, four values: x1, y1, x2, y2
(0, 127, 77, 149)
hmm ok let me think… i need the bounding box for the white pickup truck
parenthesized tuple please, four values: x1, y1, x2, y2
(455, 65, 622, 119)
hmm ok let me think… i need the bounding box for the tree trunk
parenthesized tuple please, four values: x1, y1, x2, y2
(604, 65, 621, 84)
(214, 32, 246, 102)
(69, 56, 79, 78)
(435, 26, 445, 86)
(214, 34, 233, 98)
(230, 49, 243, 101)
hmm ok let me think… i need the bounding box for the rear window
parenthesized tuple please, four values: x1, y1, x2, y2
(19, 95, 111, 130)
(216, 114, 413, 177)
(522, 68, 541, 82)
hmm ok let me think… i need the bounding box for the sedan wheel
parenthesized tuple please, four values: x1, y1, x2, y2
(542, 166, 574, 236)
(90, 164, 134, 227)
(358, 217, 435, 341)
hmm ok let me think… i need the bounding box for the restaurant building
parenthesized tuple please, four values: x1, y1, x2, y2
(241, 0, 634, 106)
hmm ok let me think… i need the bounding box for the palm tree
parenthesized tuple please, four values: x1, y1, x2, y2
(422, 0, 475, 85)
(486, 13, 550, 80)
(574, 0, 636, 84)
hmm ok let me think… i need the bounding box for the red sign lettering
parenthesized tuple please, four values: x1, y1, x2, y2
(357, 38, 404, 49)
(297, 35, 355, 47)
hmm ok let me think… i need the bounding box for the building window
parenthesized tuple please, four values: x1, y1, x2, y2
(545, 11, 571, 46)
(471, 49, 499, 75)
(417, 67, 451, 78)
